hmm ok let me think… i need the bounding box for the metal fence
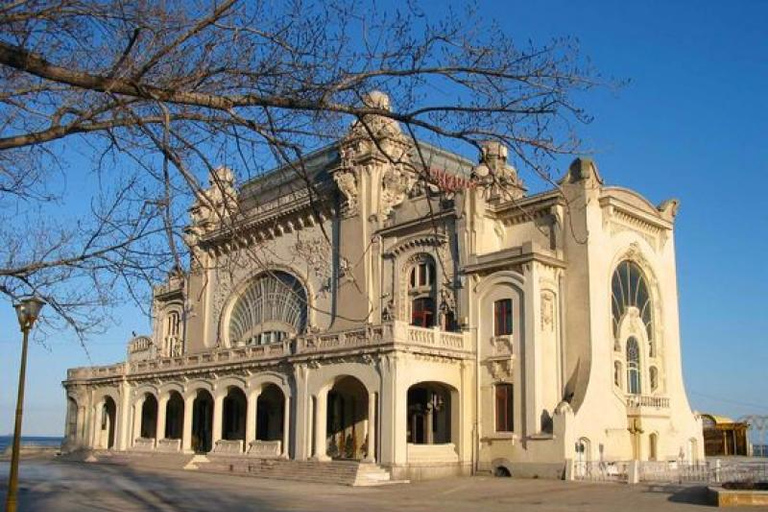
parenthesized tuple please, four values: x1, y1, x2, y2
(574, 459, 768, 485)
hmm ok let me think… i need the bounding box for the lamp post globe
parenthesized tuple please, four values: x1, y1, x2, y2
(6, 295, 45, 512)
(14, 296, 45, 331)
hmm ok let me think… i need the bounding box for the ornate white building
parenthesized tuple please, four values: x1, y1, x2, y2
(62, 93, 703, 481)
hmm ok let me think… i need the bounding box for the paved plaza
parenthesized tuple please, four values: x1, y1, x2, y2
(0, 459, 717, 512)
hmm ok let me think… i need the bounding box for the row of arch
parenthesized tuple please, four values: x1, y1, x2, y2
(79, 376, 459, 461)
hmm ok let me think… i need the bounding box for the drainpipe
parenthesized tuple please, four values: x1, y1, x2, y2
(473, 325, 480, 475)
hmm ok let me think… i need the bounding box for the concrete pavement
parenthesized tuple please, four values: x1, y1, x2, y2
(0, 459, 714, 511)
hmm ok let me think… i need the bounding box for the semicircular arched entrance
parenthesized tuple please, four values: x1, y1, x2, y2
(98, 396, 117, 449)
(325, 376, 370, 461)
(191, 389, 214, 453)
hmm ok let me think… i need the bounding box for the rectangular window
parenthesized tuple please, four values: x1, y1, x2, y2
(495, 383, 514, 432)
(494, 299, 513, 336)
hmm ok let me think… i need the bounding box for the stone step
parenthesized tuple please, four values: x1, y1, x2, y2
(69, 450, 406, 487)
(193, 457, 401, 486)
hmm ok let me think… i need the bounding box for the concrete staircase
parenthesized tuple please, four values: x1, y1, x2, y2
(60, 450, 405, 487)
(194, 456, 404, 486)
(63, 449, 196, 471)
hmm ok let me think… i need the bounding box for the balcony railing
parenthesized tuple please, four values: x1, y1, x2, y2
(65, 321, 472, 381)
(625, 394, 670, 409)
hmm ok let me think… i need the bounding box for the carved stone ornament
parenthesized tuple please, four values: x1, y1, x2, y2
(380, 165, 416, 217)
(293, 236, 332, 289)
(541, 292, 555, 331)
(489, 358, 514, 380)
(332, 168, 359, 217)
(184, 166, 238, 250)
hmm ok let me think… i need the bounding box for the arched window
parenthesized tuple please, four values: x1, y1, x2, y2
(611, 260, 654, 354)
(409, 255, 437, 328)
(164, 310, 183, 356)
(165, 311, 180, 337)
(649, 366, 659, 392)
(228, 271, 307, 346)
(626, 337, 641, 394)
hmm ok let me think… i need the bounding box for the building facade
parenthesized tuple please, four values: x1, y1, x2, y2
(62, 93, 704, 480)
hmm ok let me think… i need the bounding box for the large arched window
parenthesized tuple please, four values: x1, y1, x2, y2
(611, 260, 654, 354)
(626, 336, 641, 394)
(228, 271, 307, 346)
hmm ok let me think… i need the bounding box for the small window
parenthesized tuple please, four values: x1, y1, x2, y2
(614, 361, 622, 388)
(166, 311, 180, 337)
(412, 297, 435, 327)
(494, 299, 513, 336)
(495, 383, 514, 432)
(650, 366, 659, 392)
(410, 260, 435, 289)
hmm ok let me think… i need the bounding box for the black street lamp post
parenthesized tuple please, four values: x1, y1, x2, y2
(5, 296, 45, 512)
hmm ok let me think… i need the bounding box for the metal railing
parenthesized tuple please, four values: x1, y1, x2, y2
(574, 459, 768, 484)
(625, 395, 670, 408)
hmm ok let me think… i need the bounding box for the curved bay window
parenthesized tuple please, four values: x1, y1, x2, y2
(626, 336, 641, 394)
(228, 271, 308, 347)
(409, 255, 437, 328)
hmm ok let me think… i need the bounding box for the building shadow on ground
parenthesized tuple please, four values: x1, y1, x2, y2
(1, 459, 285, 512)
(644, 483, 714, 507)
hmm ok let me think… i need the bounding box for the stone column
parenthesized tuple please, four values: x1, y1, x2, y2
(282, 395, 291, 458)
(156, 395, 168, 441)
(182, 394, 195, 453)
(77, 405, 86, 447)
(212, 393, 224, 449)
(364, 392, 376, 463)
(117, 382, 132, 451)
(90, 403, 100, 448)
(132, 397, 144, 446)
(425, 403, 434, 445)
(312, 390, 330, 461)
(245, 389, 261, 453)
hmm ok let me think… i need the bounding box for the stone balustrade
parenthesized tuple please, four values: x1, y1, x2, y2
(132, 437, 156, 451)
(625, 394, 670, 409)
(213, 439, 244, 455)
(156, 438, 182, 452)
(66, 321, 472, 382)
(67, 363, 126, 380)
(248, 440, 282, 458)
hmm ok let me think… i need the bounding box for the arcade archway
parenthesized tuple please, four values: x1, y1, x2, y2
(326, 376, 368, 460)
(191, 390, 213, 453)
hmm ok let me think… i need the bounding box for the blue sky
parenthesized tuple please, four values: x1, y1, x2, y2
(1, 0, 766, 436)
